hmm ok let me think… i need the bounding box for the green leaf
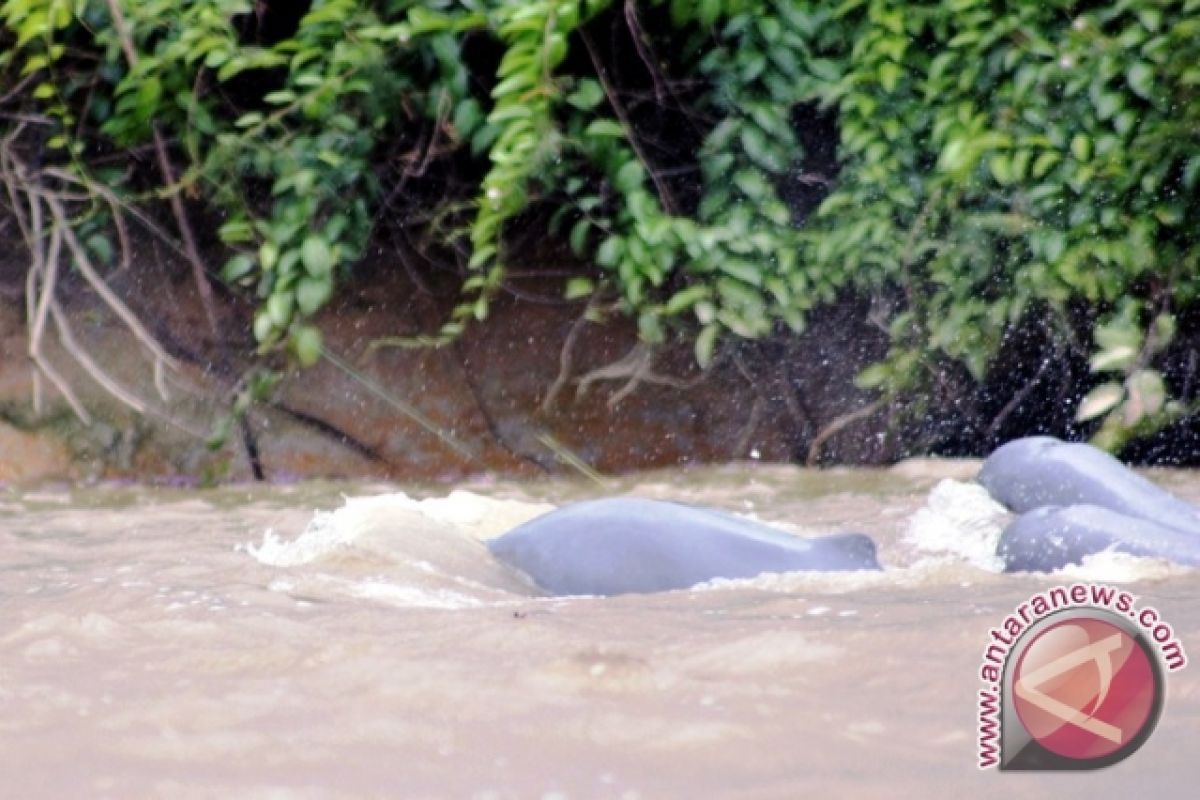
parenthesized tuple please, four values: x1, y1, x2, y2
(1123, 369, 1166, 424)
(613, 160, 645, 193)
(1094, 319, 1143, 352)
(665, 285, 710, 314)
(1089, 345, 1138, 373)
(1183, 156, 1200, 191)
(694, 323, 719, 368)
(878, 61, 902, 92)
(1094, 92, 1122, 121)
(1126, 61, 1154, 99)
(596, 236, 623, 267)
(938, 137, 972, 173)
(266, 291, 295, 328)
(740, 125, 787, 173)
(290, 325, 323, 368)
(253, 311, 277, 344)
(584, 119, 625, 138)
(264, 90, 296, 105)
(222, 254, 255, 283)
(854, 363, 892, 390)
(988, 154, 1013, 185)
(296, 276, 332, 315)
(698, 0, 720, 27)
(719, 259, 763, 286)
(453, 98, 483, 134)
(85, 233, 113, 265)
(564, 276, 594, 300)
(218, 219, 254, 244)
(569, 219, 590, 256)
(259, 241, 279, 272)
(1070, 134, 1092, 162)
(1031, 151, 1060, 178)
(300, 236, 334, 277)
(1076, 382, 1124, 422)
(638, 312, 664, 344)
(733, 169, 771, 200)
(566, 79, 604, 110)
(1152, 313, 1177, 350)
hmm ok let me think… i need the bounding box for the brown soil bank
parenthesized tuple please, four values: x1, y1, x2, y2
(7, 241, 1195, 484)
(0, 245, 911, 484)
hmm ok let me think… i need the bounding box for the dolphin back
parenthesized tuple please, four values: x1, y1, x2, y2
(488, 497, 879, 596)
(979, 436, 1200, 532)
(981, 437, 1200, 572)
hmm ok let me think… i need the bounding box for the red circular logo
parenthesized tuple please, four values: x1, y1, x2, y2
(1012, 618, 1158, 761)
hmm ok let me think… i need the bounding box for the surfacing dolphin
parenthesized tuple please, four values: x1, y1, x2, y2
(488, 497, 880, 596)
(978, 436, 1200, 571)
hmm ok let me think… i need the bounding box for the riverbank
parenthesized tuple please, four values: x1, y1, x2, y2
(0, 249, 896, 485)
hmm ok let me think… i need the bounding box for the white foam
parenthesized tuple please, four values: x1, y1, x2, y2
(244, 491, 552, 605)
(343, 579, 485, 610)
(904, 480, 1009, 572)
(694, 556, 990, 595)
(1055, 549, 1193, 583)
(244, 490, 552, 567)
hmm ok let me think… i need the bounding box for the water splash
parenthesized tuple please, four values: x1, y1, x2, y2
(904, 479, 1009, 572)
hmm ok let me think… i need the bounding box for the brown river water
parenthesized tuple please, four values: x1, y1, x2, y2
(1, 460, 1197, 798)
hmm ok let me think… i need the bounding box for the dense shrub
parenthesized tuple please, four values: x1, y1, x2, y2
(1, 0, 1197, 451)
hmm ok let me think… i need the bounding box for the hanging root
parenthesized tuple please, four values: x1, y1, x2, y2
(575, 341, 705, 409)
(0, 128, 190, 432)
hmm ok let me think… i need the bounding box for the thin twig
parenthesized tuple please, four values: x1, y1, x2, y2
(733, 396, 765, 457)
(320, 346, 477, 460)
(806, 398, 886, 466)
(541, 299, 598, 413)
(985, 354, 1053, 442)
(0, 72, 38, 106)
(579, 29, 680, 216)
(535, 431, 608, 487)
(104, 0, 222, 338)
(624, 0, 668, 103)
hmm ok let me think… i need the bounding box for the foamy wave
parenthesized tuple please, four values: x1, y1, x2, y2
(904, 479, 1009, 572)
(265, 573, 489, 610)
(695, 555, 998, 595)
(246, 515, 358, 567)
(244, 490, 552, 567)
(1054, 550, 1194, 583)
(343, 578, 487, 610)
(244, 491, 551, 603)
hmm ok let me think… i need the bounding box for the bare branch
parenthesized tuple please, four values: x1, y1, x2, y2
(806, 398, 886, 466)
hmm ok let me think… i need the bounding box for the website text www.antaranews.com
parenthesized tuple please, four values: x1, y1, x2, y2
(976, 583, 1188, 768)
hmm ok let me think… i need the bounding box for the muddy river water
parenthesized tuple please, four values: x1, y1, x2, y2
(1, 460, 1197, 798)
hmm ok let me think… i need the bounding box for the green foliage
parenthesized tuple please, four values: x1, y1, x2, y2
(3, 0, 1198, 451)
(803, 0, 1200, 436)
(1078, 301, 1186, 451)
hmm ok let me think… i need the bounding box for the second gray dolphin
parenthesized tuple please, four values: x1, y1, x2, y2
(999, 504, 1200, 572)
(979, 436, 1200, 571)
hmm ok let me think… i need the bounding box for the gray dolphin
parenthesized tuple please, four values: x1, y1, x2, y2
(999, 505, 1200, 571)
(979, 437, 1200, 572)
(488, 497, 880, 596)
